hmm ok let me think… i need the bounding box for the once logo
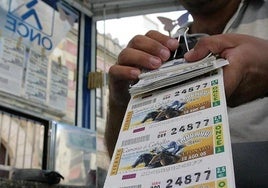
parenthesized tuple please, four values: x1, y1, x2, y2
(5, 0, 55, 51)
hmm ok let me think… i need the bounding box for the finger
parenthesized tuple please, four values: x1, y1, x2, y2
(184, 34, 236, 62)
(109, 64, 141, 81)
(118, 48, 162, 70)
(128, 32, 179, 62)
(145, 30, 179, 51)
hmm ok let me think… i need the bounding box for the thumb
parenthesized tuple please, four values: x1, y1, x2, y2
(184, 48, 210, 62)
(184, 34, 235, 62)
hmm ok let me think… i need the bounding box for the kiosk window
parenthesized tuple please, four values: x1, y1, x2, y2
(0, 0, 79, 124)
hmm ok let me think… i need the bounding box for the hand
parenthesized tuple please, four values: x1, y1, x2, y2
(184, 33, 268, 107)
(108, 30, 179, 105)
(106, 31, 178, 158)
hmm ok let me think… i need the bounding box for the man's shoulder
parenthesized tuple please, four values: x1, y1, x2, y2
(245, 0, 268, 18)
(227, 0, 268, 38)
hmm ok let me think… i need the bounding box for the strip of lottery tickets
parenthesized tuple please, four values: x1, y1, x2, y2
(104, 57, 236, 188)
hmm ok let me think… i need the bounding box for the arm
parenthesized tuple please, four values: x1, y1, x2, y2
(105, 31, 179, 158)
(184, 33, 268, 107)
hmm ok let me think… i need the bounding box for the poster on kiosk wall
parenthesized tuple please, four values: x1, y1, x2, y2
(0, 0, 77, 106)
(0, 37, 25, 95)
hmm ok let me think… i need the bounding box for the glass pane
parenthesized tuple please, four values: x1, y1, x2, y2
(51, 121, 96, 186)
(0, 0, 79, 124)
(0, 110, 46, 178)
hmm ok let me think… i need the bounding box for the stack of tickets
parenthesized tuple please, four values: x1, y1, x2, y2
(129, 55, 228, 95)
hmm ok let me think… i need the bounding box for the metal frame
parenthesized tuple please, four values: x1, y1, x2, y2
(91, 0, 183, 20)
(64, 0, 184, 20)
(0, 105, 50, 170)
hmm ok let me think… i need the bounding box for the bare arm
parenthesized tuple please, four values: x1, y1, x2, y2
(105, 74, 130, 159)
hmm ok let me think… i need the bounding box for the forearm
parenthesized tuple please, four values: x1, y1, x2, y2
(105, 98, 128, 158)
(105, 77, 130, 159)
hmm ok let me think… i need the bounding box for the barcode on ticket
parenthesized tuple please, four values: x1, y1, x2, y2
(121, 135, 150, 147)
(120, 185, 142, 188)
(132, 98, 156, 110)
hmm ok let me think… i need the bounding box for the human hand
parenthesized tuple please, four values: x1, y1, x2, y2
(108, 30, 179, 105)
(106, 31, 178, 157)
(184, 33, 268, 107)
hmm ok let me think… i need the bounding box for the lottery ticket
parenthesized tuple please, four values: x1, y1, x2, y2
(104, 68, 236, 188)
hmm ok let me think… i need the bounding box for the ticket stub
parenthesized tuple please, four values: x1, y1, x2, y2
(104, 69, 236, 188)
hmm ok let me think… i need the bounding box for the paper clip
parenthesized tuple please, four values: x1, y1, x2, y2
(173, 27, 213, 59)
(173, 27, 189, 59)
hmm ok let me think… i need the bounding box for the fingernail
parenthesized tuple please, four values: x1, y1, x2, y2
(130, 69, 140, 78)
(184, 48, 194, 59)
(150, 57, 161, 67)
(167, 38, 179, 48)
(160, 49, 170, 60)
